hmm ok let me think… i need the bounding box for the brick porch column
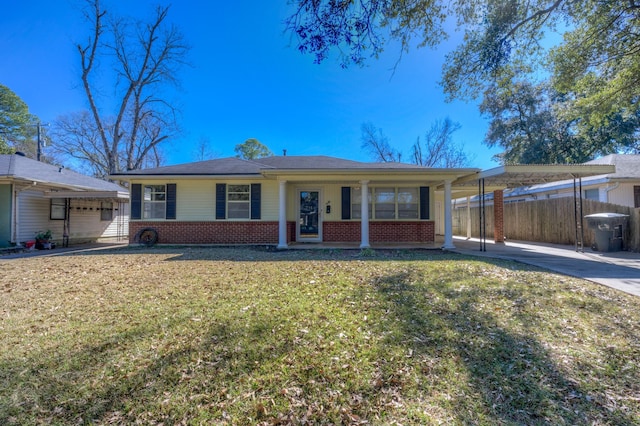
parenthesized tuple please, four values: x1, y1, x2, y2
(494, 189, 505, 243)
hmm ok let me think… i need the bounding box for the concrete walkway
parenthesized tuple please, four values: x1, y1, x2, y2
(449, 236, 640, 297)
(0, 242, 129, 260)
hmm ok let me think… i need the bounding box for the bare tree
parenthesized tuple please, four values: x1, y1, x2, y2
(52, 0, 189, 178)
(360, 122, 401, 162)
(192, 135, 217, 161)
(411, 118, 469, 167)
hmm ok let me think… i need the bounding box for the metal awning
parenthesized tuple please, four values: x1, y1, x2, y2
(451, 164, 616, 189)
(43, 190, 129, 201)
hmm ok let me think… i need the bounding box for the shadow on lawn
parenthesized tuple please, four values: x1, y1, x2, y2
(371, 267, 638, 425)
(0, 315, 296, 424)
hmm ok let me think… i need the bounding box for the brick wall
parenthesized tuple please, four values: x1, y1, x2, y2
(493, 190, 504, 243)
(323, 221, 435, 243)
(323, 222, 361, 242)
(130, 220, 435, 245)
(130, 221, 281, 244)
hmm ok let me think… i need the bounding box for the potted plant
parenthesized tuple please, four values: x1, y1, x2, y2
(35, 230, 53, 250)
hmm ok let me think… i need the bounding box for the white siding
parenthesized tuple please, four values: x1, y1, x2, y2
(176, 180, 216, 220)
(607, 182, 638, 208)
(16, 190, 58, 242)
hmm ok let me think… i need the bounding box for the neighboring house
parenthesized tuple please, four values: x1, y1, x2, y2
(0, 153, 129, 248)
(502, 154, 640, 207)
(111, 155, 479, 248)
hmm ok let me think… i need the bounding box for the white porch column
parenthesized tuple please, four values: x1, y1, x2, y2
(442, 180, 455, 249)
(360, 180, 370, 249)
(466, 196, 472, 239)
(277, 180, 288, 249)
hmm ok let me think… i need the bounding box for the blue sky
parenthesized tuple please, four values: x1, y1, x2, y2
(1, 0, 501, 169)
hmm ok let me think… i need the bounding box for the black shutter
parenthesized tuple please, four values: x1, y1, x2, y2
(166, 183, 177, 219)
(250, 183, 261, 220)
(341, 187, 351, 220)
(131, 184, 142, 219)
(420, 186, 430, 220)
(216, 183, 226, 219)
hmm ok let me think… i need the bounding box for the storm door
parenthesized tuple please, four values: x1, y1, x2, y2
(298, 190, 321, 242)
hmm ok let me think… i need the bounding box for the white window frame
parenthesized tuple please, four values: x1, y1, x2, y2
(352, 186, 419, 220)
(227, 184, 251, 220)
(143, 185, 166, 219)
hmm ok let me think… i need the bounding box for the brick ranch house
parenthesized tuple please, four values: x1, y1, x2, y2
(110, 155, 614, 249)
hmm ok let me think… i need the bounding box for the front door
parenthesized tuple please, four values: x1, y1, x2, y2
(298, 190, 321, 242)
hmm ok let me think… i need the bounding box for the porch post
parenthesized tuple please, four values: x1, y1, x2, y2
(277, 180, 288, 249)
(442, 179, 455, 249)
(360, 180, 370, 249)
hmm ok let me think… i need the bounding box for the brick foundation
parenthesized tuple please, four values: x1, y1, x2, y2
(130, 220, 435, 245)
(130, 221, 281, 245)
(323, 221, 435, 243)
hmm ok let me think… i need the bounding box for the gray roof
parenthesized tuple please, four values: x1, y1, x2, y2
(111, 155, 428, 176)
(0, 154, 126, 192)
(585, 154, 640, 179)
(112, 157, 267, 176)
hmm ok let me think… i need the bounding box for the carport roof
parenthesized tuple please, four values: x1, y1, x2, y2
(450, 164, 616, 190)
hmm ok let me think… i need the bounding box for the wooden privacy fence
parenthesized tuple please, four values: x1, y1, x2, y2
(453, 198, 640, 252)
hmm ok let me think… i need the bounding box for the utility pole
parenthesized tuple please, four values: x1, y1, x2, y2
(36, 122, 49, 162)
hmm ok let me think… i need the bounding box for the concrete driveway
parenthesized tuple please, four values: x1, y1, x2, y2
(449, 237, 640, 297)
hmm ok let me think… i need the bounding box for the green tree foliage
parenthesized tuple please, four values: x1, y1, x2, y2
(0, 84, 40, 156)
(286, 0, 640, 163)
(482, 75, 640, 164)
(234, 138, 273, 160)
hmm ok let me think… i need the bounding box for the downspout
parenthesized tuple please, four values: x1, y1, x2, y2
(603, 182, 619, 203)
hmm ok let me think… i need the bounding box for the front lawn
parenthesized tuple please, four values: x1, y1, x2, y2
(1, 247, 639, 425)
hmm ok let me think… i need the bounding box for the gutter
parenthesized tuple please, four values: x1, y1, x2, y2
(603, 182, 619, 202)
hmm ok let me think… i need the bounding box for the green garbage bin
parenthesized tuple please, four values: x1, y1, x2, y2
(584, 213, 629, 252)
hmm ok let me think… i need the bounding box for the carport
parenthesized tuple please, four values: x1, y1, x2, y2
(42, 190, 129, 247)
(447, 164, 616, 252)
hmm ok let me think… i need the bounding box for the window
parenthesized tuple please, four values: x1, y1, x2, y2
(100, 201, 113, 221)
(227, 184, 250, 219)
(216, 183, 261, 220)
(375, 187, 396, 219)
(130, 183, 175, 220)
(50, 198, 66, 220)
(351, 187, 371, 219)
(351, 187, 420, 220)
(143, 185, 166, 219)
(397, 187, 419, 219)
(584, 188, 599, 201)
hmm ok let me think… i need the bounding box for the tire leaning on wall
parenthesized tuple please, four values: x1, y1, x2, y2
(134, 227, 159, 247)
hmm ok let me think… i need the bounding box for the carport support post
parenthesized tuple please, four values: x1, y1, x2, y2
(360, 180, 370, 249)
(442, 180, 455, 249)
(277, 180, 288, 249)
(466, 196, 472, 239)
(494, 189, 505, 243)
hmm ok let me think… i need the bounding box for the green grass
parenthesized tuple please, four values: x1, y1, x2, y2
(1, 246, 639, 425)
